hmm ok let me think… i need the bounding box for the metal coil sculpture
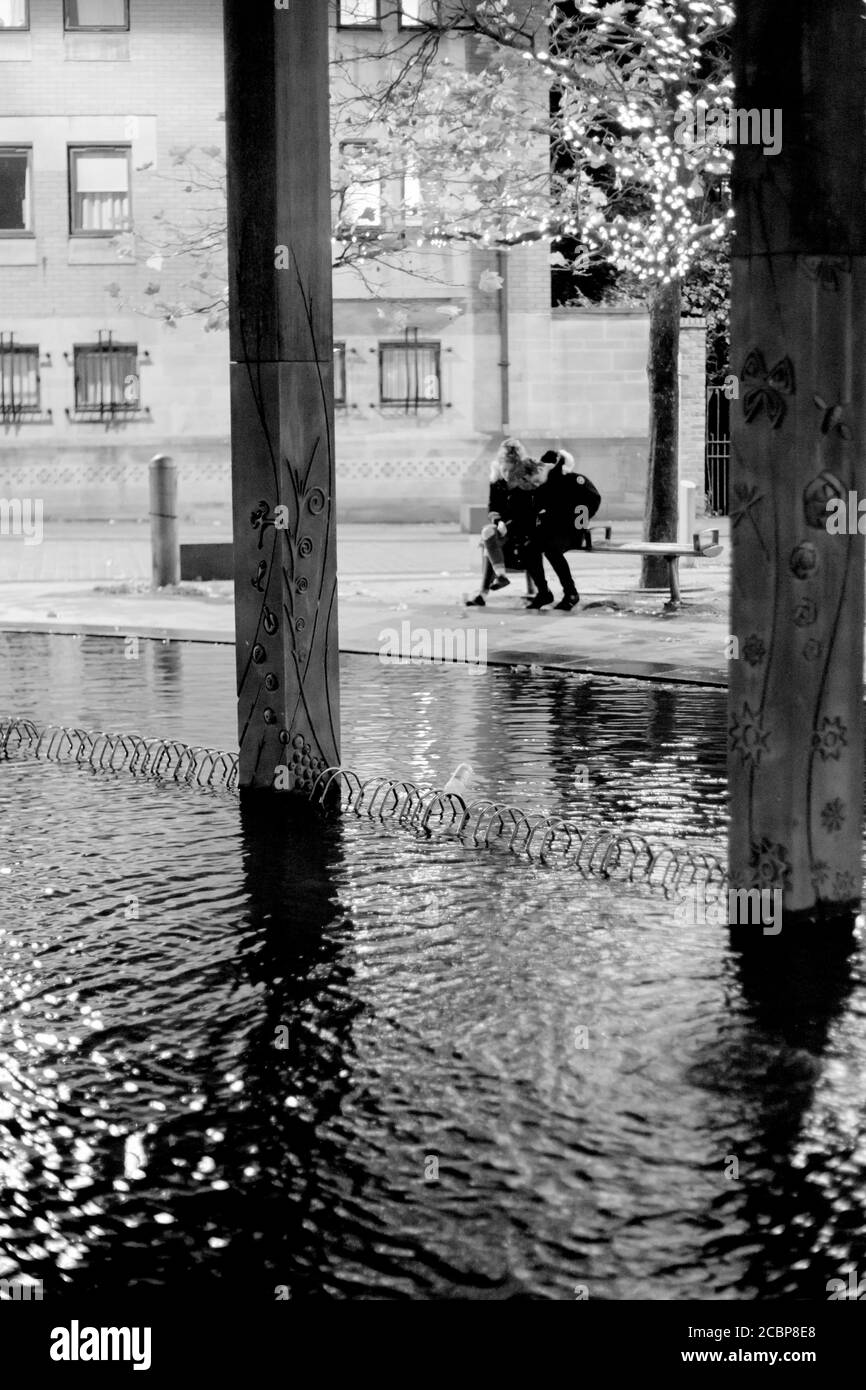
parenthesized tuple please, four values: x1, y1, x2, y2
(305, 769, 729, 898)
(0, 716, 728, 899)
(0, 716, 239, 793)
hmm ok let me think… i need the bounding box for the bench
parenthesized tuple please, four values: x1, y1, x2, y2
(474, 524, 722, 608)
(589, 526, 723, 609)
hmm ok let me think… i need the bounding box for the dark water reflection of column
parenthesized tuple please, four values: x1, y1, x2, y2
(696, 938, 863, 1297)
(544, 679, 690, 828)
(150, 639, 183, 695)
(232, 794, 364, 1297)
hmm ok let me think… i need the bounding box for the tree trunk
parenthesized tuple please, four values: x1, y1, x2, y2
(641, 278, 681, 590)
(729, 0, 866, 929)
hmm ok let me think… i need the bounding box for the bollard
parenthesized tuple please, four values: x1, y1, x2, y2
(148, 454, 180, 588)
(677, 479, 696, 548)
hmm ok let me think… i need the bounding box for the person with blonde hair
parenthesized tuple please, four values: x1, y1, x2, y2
(466, 438, 551, 606)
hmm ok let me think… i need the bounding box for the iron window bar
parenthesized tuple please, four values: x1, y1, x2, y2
(379, 330, 442, 414)
(66, 330, 148, 422)
(705, 383, 731, 516)
(0, 331, 45, 422)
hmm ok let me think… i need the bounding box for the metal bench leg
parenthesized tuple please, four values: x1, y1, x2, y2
(664, 556, 681, 611)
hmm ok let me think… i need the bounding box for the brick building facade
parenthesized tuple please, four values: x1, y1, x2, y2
(0, 0, 706, 523)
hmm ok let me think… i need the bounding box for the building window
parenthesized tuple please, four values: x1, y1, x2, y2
(0, 147, 31, 234)
(0, 0, 29, 30)
(337, 142, 381, 235)
(334, 343, 347, 406)
(69, 147, 131, 235)
(402, 164, 439, 226)
(402, 168, 424, 224)
(0, 335, 39, 419)
(380, 335, 441, 409)
(64, 0, 129, 30)
(73, 336, 140, 417)
(399, 0, 436, 26)
(337, 0, 379, 26)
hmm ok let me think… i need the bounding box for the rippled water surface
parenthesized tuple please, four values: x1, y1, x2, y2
(1, 633, 865, 1299)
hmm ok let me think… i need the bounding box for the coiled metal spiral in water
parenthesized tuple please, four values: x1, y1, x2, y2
(0, 716, 728, 902)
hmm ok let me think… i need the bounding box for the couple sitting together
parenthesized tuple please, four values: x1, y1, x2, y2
(467, 438, 602, 611)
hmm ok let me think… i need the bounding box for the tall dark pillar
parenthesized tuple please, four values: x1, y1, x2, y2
(223, 0, 340, 790)
(729, 1, 866, 924)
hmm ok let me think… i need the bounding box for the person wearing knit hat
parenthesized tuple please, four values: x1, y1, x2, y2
(533, 449, 603, 609)
(539, 449, 601, 551)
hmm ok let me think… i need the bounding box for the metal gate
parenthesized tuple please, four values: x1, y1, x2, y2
(705, 384, 730, 515)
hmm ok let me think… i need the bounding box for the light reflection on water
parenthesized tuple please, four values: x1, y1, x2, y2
(0, 633, 865, 1299)
(0, 632, 727, 845)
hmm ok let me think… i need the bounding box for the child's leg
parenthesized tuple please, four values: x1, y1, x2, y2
(467, 550, 496, 605)
(481, 524, 508, 576)
(479, 553, 496, 593)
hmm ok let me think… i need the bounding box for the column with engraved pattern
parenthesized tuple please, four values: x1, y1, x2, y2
(223, 0, 340, 790)
(729, 0, 866, 925)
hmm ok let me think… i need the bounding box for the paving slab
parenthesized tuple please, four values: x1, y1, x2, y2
(0, 519, 739, 684)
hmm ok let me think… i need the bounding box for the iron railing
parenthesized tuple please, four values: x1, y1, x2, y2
(705, 384, 730, 516)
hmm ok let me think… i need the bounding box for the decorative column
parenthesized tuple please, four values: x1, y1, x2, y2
(729, 0, 866, 925)
(223, 0, 340, 790)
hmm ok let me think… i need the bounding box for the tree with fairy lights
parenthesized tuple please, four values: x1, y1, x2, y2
(333, 0, 735, 585)
(114, 1, 733, 580)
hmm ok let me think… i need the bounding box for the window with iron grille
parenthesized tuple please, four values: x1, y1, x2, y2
(338, 0, 380, 27)
(0, 147, 32, 234)
(73, 336, 140, 417)
(379, 335, 441, 409)
(0, 335, 39, 419)
(334, 343, 347, 406)
(69, 146, 131, 235)
(0, 1, 29, 31)
(64, 0, 128, 30)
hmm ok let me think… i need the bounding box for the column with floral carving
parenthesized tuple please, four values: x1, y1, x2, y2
(223, 0, 340, 790)
(729, 0, 866, 923)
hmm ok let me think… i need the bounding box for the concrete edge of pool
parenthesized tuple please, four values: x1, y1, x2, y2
(0, 620, 728, 688)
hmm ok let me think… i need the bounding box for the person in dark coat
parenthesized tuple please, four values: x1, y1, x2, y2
(530, 449, 603, 609)
(539, 450, 601, 550)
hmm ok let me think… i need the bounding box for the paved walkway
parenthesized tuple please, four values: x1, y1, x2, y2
(0, 519, 731, 685)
